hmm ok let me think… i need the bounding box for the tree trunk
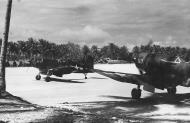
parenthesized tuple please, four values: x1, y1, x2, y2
(0, 0, 12, 93)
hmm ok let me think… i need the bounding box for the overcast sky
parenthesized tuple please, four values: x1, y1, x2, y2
(1, 0, 190, 49)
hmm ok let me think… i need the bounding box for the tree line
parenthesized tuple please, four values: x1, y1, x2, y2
(0, 38, 190, 66)
(133, 43, 190, 61)
(0, 38, 131, 66)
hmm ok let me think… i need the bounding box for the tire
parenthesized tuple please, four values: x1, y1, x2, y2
(36, 75, 41, 80)
(84, 73, 87, 79)
(167, 87, 176, 95)
(131, 88, 141, 99)
(45, 77, 51, 82)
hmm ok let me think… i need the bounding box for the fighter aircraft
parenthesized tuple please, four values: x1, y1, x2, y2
(95, 53, 190, 99)
(35, 57, 94, 82)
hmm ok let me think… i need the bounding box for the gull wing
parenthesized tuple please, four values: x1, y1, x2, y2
(94, 69, 149, 85)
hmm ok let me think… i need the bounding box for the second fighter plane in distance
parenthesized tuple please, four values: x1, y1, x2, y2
(35, 57, 94, 82)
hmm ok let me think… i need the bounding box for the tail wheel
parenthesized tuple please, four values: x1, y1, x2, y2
(84, 73, 87, 79)
(131, 88, 141, 99)
(36, 75, 41, 80)
(45, 76, 51, 82)
(167, 87, 176, 95)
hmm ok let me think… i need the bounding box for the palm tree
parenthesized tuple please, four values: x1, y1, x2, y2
(0, 0, 12, 94)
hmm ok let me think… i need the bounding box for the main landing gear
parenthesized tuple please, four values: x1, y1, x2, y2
(35, 74, 51, 82)
(84, 73, 87, 79)
(167, 87, 176, 95)
(131, 85, 142, 99)
(45, 76, 51, 82)
(36, 74, 41, 80)
(35, 70, 52, 82)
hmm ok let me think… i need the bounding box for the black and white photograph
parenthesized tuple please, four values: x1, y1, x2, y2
(1, 0, 190, 122)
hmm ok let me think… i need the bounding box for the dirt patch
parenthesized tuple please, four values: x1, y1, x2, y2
(0, 91, 81, 123)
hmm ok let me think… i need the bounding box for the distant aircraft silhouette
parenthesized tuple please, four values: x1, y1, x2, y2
(35, 56, 94, 82)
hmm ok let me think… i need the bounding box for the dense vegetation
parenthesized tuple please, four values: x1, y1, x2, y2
(2, 38, 132, 65)
(1, 38, 190, 66)
(133, 43, 190, 61)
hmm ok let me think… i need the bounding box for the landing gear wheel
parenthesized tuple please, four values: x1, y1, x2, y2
(45, 76, 51, 82)
(131, 88, 141, 99)
(36, 75, 41, 80)
(167, 87, 176, 95)
(84, 73, 87, 79)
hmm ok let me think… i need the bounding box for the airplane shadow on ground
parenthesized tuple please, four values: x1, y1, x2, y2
(69, 77, 107, 81)
(88, 77, 108, 80)
(45, 76, 107, 83)
(103, 92, 190, 106)
(149, 93, 190, 107)
(74, 93, 190, 117)
(48, 77, 86, 83)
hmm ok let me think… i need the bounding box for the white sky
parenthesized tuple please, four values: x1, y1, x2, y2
(1, 0, 190, 49)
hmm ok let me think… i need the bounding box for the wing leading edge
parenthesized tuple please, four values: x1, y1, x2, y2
(94, 69, 156, 93)
(94, 69, 147, 85)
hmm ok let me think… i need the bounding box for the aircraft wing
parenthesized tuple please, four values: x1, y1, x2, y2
(94, 69, 147, 85)
(94, 69, 156, 93)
